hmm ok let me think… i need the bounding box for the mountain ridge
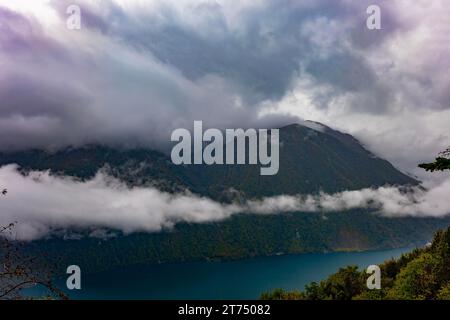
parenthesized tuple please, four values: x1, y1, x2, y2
(2, 122, 446, 273)
(0, 122, 419, 200)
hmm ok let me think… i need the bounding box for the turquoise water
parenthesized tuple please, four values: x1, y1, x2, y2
(29, 247, 414, 299)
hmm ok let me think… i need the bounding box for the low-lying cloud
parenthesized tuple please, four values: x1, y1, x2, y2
(1, 165, 449, 241)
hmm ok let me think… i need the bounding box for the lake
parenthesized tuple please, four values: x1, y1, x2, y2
(30, 246, 413, 300)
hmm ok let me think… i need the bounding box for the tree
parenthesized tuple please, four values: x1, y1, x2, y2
(260, 226, 450, 300)
(386, 253, 441, 299)
(318, 266, 364, 300)
(419, 147, 450, 172)
(0, 190, 66, 300)
(260, 288, 304, 300)
(437, 284, 450, 300)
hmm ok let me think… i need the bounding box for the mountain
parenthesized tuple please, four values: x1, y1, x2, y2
(0, 122, 418, 199)
(26, 212, 450, 274)
(184, 122, 418, 199)
(1, 122, 448, 273)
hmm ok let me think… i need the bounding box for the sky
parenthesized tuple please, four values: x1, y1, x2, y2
(0, 0, 448, 175)
(0, 0, 449, 239)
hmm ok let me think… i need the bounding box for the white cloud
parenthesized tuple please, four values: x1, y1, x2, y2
(0, 165, 239, 240)
(246, 180, 450, 218)
(1, 165, 449, 241)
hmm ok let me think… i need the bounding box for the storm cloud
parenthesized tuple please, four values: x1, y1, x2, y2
(0, 1, 447, 176)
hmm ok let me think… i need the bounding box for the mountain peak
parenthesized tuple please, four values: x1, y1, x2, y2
(0, 121, 419, 200)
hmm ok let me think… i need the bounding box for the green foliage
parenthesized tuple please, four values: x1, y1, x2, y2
(386, 253, 441, 299)
(419, 147, 450, 172)
(261, 226, 450, 300)
(26, 212, 450, 274)
(260, 288, 304, 300)
(419, 157, 450, 172)
(262, 266, 365, 300)
(319, 266, 365, 300)
(437, 283, 450, 300)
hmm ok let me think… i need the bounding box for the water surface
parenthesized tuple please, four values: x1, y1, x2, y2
(43, 247, 414, 299)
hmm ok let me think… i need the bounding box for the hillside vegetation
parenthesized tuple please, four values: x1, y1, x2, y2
(3, 123, 445, 273)
(261, 226, 450, 300)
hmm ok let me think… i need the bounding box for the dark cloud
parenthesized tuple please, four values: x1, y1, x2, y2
(0, 7, 66, 58)
(46, 0, 402, 104)
(0, 0, 448, 177)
